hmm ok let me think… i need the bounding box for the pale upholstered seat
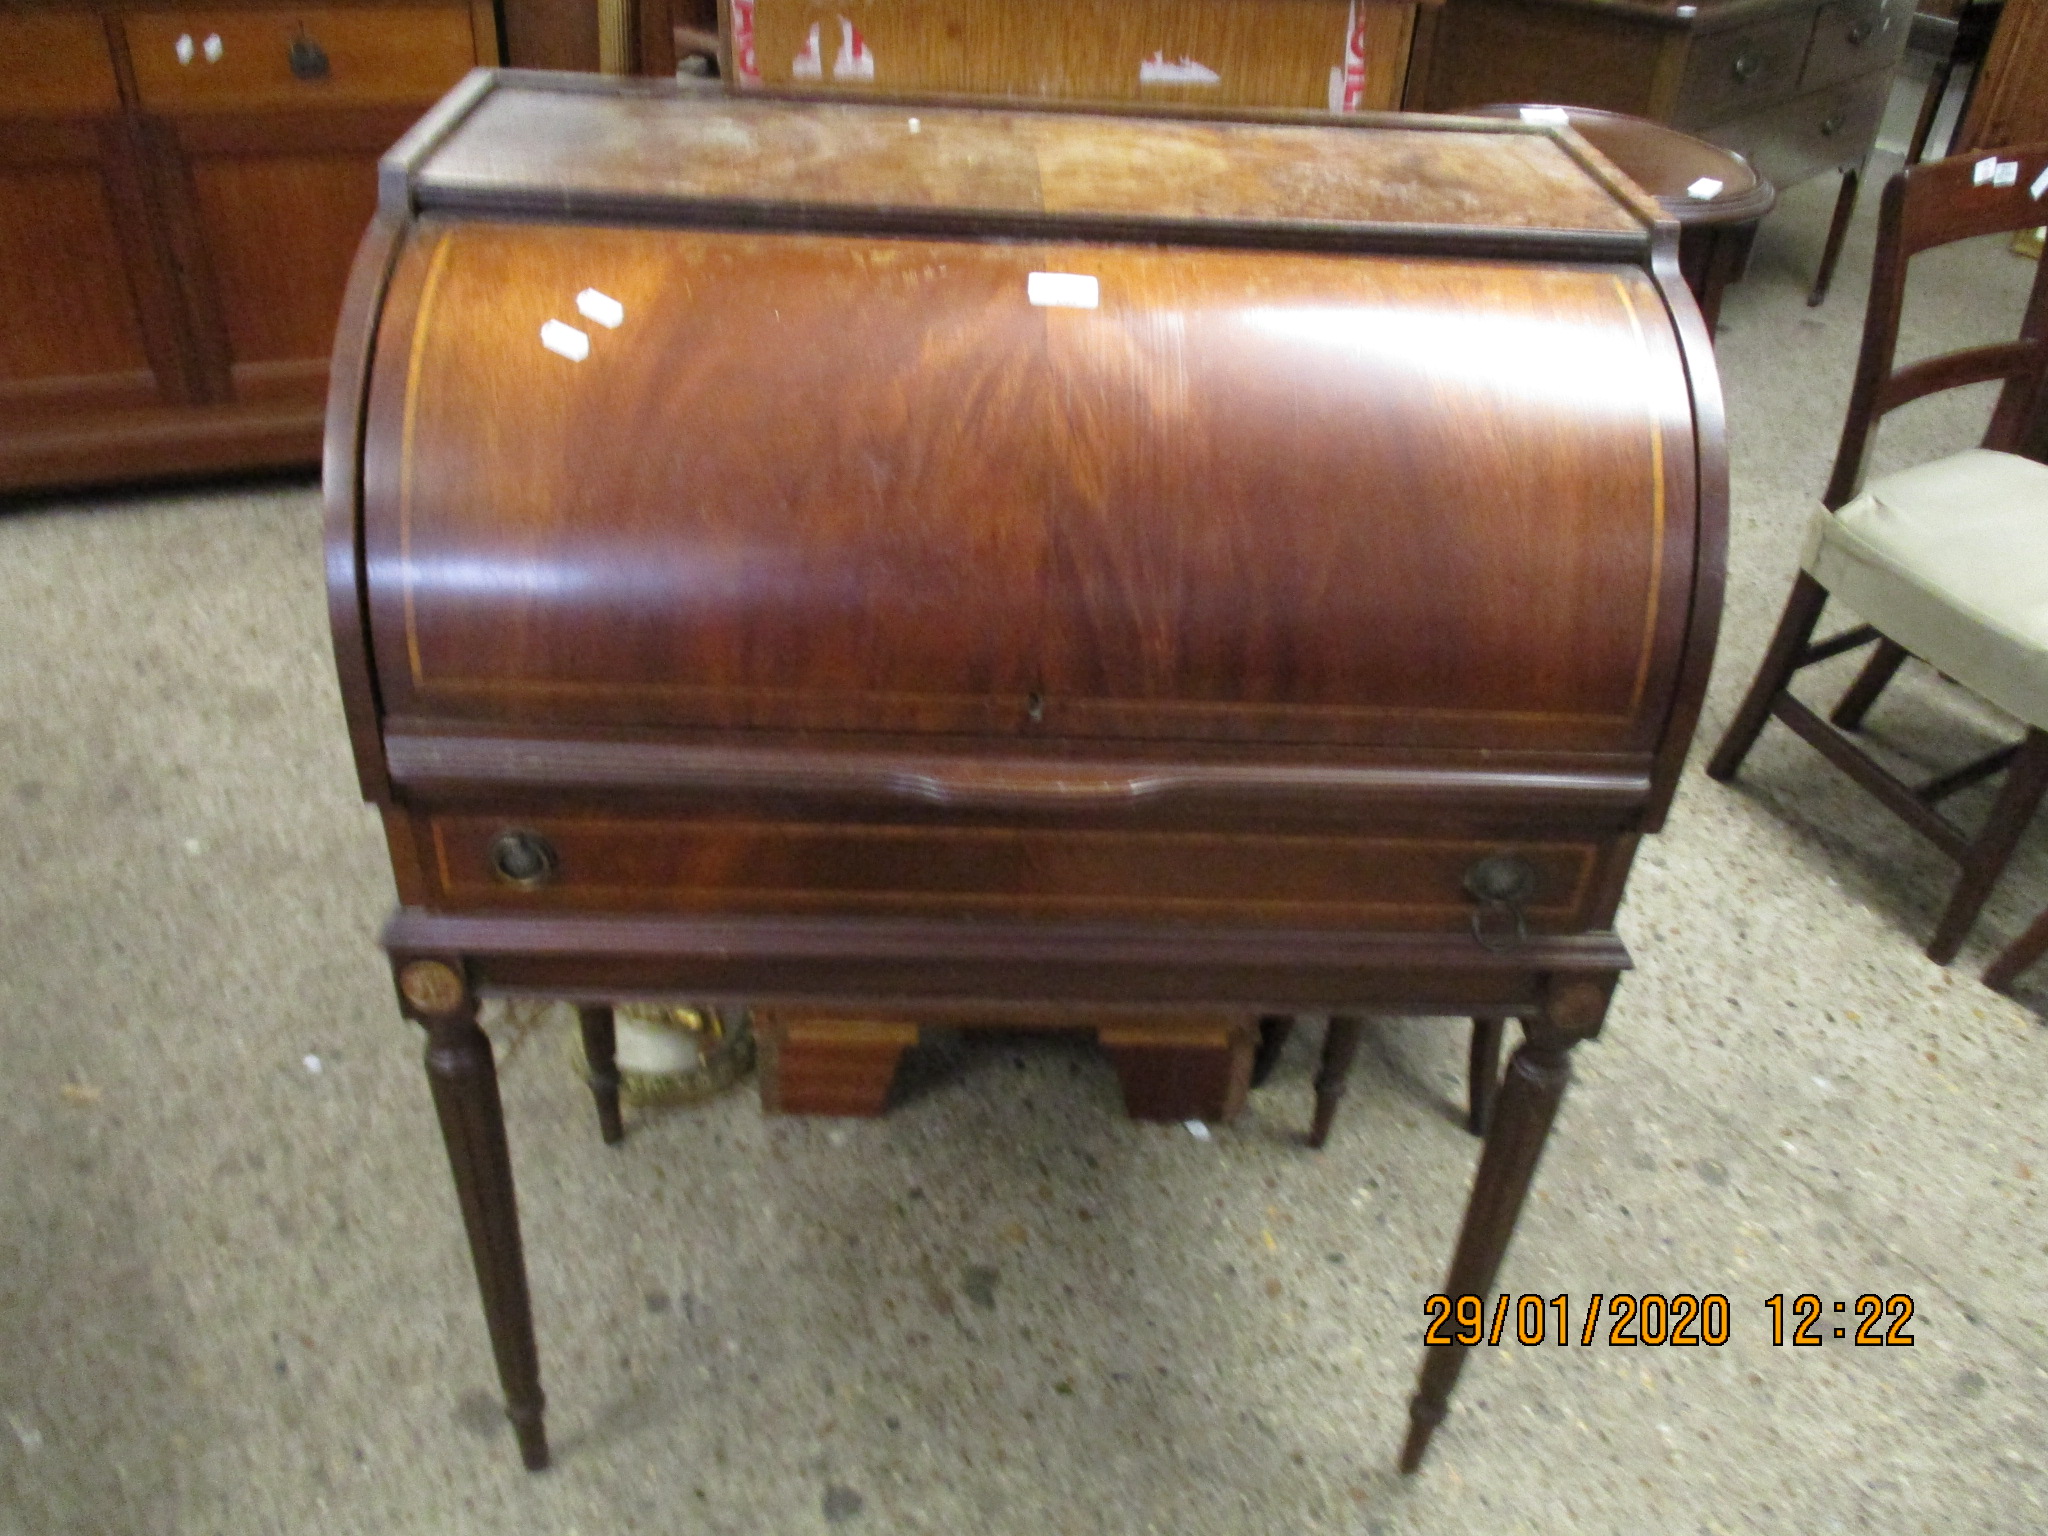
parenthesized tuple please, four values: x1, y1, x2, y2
(1710, 145, 2048, 980)
(1802, 449, 2048, 731)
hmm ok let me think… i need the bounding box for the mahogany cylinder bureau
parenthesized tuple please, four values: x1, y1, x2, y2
(325, 71, 1727, 1474)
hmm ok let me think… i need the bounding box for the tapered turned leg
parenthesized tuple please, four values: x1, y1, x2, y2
(395, 959, 549, 1471)
(576, 1003, 625, 1145)
(1830, 638, 1908, 730)
(1466, 1017, 1505, 1137)
(1708, 573, 1830, 782)
(1308, 1015, 1367, 1150)
(1807, 165, 1861, 308)
(1928, 729, 2048, 965)
(1400, 978, 1610, 1473)
(1986, 902, 2048, 993)
(1252, 1014, 1295, 1087)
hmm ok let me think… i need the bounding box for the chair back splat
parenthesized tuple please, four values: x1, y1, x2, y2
(1826, 146, 2048, 508)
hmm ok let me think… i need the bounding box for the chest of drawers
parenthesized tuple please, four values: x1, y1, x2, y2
(1413, 0, 1912, 299)
(328, 70, 1726, 1473)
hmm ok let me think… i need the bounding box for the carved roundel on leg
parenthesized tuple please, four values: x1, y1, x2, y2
(398, 959, 466, 1016)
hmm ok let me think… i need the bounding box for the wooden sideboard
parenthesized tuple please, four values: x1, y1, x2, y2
(0, 1, 492, 494)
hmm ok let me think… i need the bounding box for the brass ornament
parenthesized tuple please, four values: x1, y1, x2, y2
(398, 960, 466, 1015)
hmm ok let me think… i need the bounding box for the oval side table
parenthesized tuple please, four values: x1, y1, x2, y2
(1473, 103, 1778, 335)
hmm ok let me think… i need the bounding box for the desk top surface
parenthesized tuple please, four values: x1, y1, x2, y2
(390, 72, 1661, 252)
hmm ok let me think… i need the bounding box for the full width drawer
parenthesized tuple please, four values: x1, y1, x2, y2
(1801, 0, 1911, 91)
(1672, 13, 1812, 129)
(418, 814, 1608, 932)
(125, 6, 475, 113)
(0, 15, 120, 116)
(1700, 69, 1889, 189)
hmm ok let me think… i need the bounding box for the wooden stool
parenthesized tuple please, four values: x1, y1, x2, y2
(753, 1010, 1257, 1123)
(1472, 104, 1777, 332)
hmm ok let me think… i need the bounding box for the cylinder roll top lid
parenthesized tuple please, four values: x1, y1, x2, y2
(344, 78, 1717, 758)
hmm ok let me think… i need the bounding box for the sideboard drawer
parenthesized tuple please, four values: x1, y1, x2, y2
(1674, 13, 1812, 129)
(0, 14, 120, 116)
(1699, 67, 1889, 189)
(126, 6, 475, 113)
(420, 815, 1608, 932)
(1801, 0, 1910, 91)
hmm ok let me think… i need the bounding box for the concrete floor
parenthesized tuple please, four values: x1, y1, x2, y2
(5, 86, 2048, 1536)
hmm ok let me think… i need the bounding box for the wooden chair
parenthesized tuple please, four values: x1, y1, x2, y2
(1254, 1015, 1507, 1146)
(1708, 143, 2048, 969)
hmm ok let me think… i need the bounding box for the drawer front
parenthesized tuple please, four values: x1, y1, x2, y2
(422, 815, 1606, 932)
(1801, 0, 1911, 91)
(126, 6, 475, 113)
(1700, 70, 1889, 189)
(0, 15, 120, 116)
(1673, 13, 1813, 129)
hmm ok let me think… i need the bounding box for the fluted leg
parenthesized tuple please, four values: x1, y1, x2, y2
(396, 959, 549, 1471)
(1400, 978, 1610, 1473)
(1308, 1015, 1367, 1149)
(576, 1003, 625, 1145)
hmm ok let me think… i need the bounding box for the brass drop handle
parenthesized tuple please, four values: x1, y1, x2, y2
(489, 829, 559, 888)
(1464, 854, 1537, 952)
(1819, 112, 1846, 137)
(1731, 53, 1762, 83)
(288, 28, 331, 80)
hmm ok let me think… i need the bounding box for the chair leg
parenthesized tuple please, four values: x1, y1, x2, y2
(1830, 638, 1909, 731)
(576, 1003, 625, 1145)
(1807, 165, 1862, 308)
(1467, 1017, 1506, 1136)
(1708, 572, 1831, 782)
(1985, 903, 2048, 993)
(1928, 729, 2048, 965)
(1907, 54, 1957, 165)
(1251, 1014, 1295, 1088)
(1308, 1015, 1367, 1150)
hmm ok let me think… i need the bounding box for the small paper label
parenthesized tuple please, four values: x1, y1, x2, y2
(731, 0, 760, 85)
(1329, 0, 1369, 111)
(1687, 176, 1724, 200)
(1519, 106, 1570, 125)
(1139, 53, 1221, 84)
(540, 320, 590, 361)
(790, 21, 822, 79)
(1975, 156, 1999, 185)
(1995, 160, 2021, 187)
(2032, 166, 2048, 201)
(1028, 272, 1099, 309)
(832, 17, 873, 80)
(576, 289, 624, 329)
